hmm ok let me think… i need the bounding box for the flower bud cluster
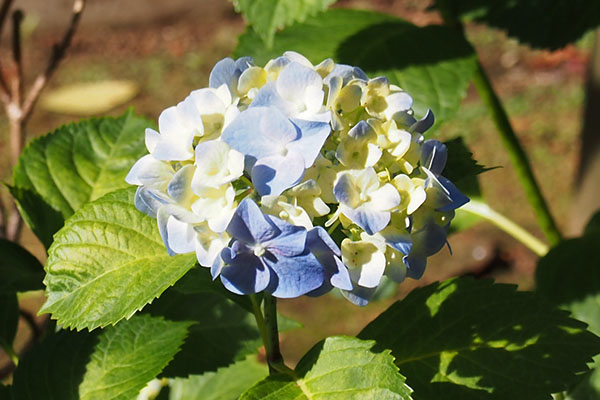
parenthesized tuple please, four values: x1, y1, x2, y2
(126, 51, 468, 305)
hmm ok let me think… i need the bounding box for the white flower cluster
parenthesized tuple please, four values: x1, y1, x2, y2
(126, 51, 468, 305)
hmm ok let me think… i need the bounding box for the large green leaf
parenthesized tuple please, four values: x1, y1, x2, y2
(11, 329, 97, 400)
(240, 336, 413, 399)
(359, 277, 600, 400)
(79, 315, 190, 400)
(536, 234, 600, 398)
(144, 286, 261, 377)
(169, 355, 268, 400)
(0, 293, 19, 351)
(233, 0, 337, 47)
(11, 109, 150, 246)
(235, 9, 477, 131)
(0, 238, 44, 293)
(434, 0, 600, 50)
(39, 188, 197, 331)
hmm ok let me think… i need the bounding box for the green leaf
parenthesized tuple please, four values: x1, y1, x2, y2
(0, 238, 44, 293)
(144, 286, 261, 377)
(536, 234, 600, 398)
(12, 109, 150, 246)
(40, 188, 197, 331)
(0, 293, 19, 350)
(240, 336, 413, 399)
(359, 277, 600, 400)
(233, 0, 337, 47)
(41, 80, 139, 116)
(435, 0, 600, 50)
(79, 314, 191, 400)
(11, 329, 97, 400)
(235, 9, 477, 130)
(169, 355, 268, 400)
(584, 212, 600, 236)
(443, 137, 492, 198)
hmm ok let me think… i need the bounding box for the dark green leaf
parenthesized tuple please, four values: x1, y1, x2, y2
(169, 355, 268, 400)
(79, 315, 191, 400)
(584, 212, 600, 236)
(240, 336, 413, 399)
(360, 277, 600, 400)
(443, 136, 492, 198)
(11, 329, 97, 400)
(233, 0, 336, 47)
(0, 238, 44, 293)
(144, 287, 261, 378)
(12, 109, 150, 246)
(0, 293, 19, 351)
(536, 234, 600, 399)
(435, 0, 600, 50)
(40, 188, 197, 331)
(235, 9, 477, 130)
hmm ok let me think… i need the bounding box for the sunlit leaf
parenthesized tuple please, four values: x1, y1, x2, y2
(12, 110, 150, 246)
(169, 355, 268, 400)
(79, 315, 190, 400)
(240, 336, 413, 399)
(40, 188, 197, 331)
(360, 277, 600, 400)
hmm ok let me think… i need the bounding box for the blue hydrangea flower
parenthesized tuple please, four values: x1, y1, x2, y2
(216, 198, 349, 298)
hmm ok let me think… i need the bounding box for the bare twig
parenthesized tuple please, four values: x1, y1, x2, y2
(22, 0, 86, 119)
(0, 0, 86, 241)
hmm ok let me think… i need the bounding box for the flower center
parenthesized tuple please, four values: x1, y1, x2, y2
(253, 244, 267, 257)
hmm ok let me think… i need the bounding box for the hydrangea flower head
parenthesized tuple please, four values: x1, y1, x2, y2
(126, 51, 468, 305)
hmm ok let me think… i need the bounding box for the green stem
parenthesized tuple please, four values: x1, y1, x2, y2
(437, 2, 562, 247)
(460, 200, 549, 256)
(249, 293, 292, 376)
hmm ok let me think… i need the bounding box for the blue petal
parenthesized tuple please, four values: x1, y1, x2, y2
(220, 251, 271, 295)
(286, 119, 331, 168)
(413, 222, 447, 256)
(324, 64, 368, 86)
(209, 57, 252, 91)
(250, 82, 298, 117)
(306, 227, 352, 291)
(341, 285, 377, 306)
(341, 204, 390, 235)
(263, 251, 325, 298)
(382, 231, 412, 255)
(266, 216, 308, 257)
(421, 139, 447, 176)
(226, 198, 280, 245)
(221, 107, 298, 168)
(134, 186, 171, 218)
(437, 176, 470, 211)
(410, 109, 434, 133)
(403, 253, 427, 279)
(251, 152, 305, 196)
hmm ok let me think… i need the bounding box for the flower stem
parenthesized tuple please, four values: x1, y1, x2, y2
(249, 293, 292, 375)
(436, 1, 562, 247)
(471, 62, 562, 246)
(460, 200, 549, 256)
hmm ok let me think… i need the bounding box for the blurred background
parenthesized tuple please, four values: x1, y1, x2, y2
(0, 0, 597, 367)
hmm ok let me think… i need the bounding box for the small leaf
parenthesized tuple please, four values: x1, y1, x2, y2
(233, 0, 337, 47)
(40, 188, 197, 331)
(0, 293, 19, 351)
(41, 80, 139, 116)
(360, 277, 600, 400)
(235, 9, 477, 131)
(169, 355, 268, 400)
(144, 287, 261, 377)
(79, 314, 191, 400)
(0, 238, 44, 293)
(240, 336, 413, 399)
(12, 110, 150, 245)
(11, 329, 97, 400)
(434, 0, 600, 50)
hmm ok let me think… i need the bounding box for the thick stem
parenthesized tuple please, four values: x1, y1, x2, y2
(460, 200, 549, 256)
(436, 2, 562, 247)
(471, 62, 562, 246)
(249, 293, 291, 375)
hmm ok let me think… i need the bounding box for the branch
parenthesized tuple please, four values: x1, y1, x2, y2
(10, 8, 23, 102)
(21, 0, 86, 119)
(0, 0, 14, 102)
